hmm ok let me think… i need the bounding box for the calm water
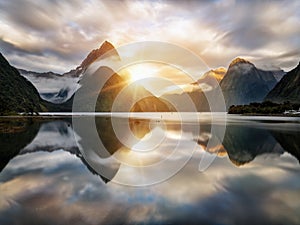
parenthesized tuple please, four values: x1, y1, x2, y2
(0, 114, 300, 225)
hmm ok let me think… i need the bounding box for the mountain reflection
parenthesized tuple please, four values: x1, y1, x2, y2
(0, 116, 299, 183)
(94, 117, 151, 155)
(222, 125, 285, 166)
(271, 129, 300, 163)
(0, 118, 40, 172)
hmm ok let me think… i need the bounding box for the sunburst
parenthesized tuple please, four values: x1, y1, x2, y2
(126, 63, 158, 83)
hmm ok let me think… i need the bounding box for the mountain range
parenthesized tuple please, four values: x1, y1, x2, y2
(18, 41, 120, 104)
(163, 59, 286, 111)
(0, 40, 299, 114)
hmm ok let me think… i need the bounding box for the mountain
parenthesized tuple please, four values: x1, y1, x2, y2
(162, 59, 284, 112)
(131, 96, 175, 112)
(265, 62, 300, 103)
(195, 67, 226, 86)
(63, 40, 120, 78)
(220, 58, 278, 108)
(162, 67, 226, 112)
(58, 66, 174, 112)
(272, 69, 286, 82)
(18, 41, 118, 104)
(40, 41, 174, 112)
(73, 66, 126, 112)
(0, 53, 46, 115)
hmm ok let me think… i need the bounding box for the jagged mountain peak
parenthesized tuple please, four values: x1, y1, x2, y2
(202, 67, 227, 81)
(62, 40, 120, 78)
(80, 40, 120, 71)
(220, 57, 278, 108)
(99, 40, 116, 52)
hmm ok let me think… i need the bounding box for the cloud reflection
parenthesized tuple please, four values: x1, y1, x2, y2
(1, 118, 300, 224)
(1, 147, 300, 225)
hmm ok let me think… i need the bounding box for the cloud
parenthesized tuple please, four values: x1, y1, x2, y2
(0, 0, 299, 73)
(0, 1, 60, 31)
(0, 38, 44, 56)
(222, 25, 274, 50)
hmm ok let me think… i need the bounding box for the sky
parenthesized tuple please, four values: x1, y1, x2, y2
(0, 0, 300, 74)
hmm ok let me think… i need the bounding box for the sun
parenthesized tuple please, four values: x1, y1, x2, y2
(126, 63, 159, 83)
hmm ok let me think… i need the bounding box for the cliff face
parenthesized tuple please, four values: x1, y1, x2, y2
(220, 58, 277, 108)
(265, 62, 300, 103)
(0, 53, 44, 114)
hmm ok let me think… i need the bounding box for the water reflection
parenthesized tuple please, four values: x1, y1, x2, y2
(1, 117, 300, 181)
(222, 125, 285, 166)
(0, 116, 300, 224)
(0, 118, 40, 172)
(271, 129, 300, 162)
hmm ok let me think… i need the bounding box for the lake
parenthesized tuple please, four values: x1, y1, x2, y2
(0, 114, 300, 225)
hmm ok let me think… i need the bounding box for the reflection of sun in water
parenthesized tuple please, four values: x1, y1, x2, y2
(126, 63, 158, 82)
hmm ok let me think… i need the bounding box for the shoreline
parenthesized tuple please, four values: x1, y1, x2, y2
(237, 113, 300, 117)
(0, 112, 300, 123)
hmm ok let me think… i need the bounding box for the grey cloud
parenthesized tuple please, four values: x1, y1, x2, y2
(0, 0, 101, 67)
(0, 38, 44, 56)
(222, 25, 274, 50)
(0, 0, 59, 31)
(273, 50, 300, 69)
(276, 50, 300, 60)
(252, 50, 300, 71)
(152, 0, 300, 68)
(7, 53, 76, 74)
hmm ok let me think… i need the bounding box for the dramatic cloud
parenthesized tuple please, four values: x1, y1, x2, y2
(0, 0, 299, 73)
